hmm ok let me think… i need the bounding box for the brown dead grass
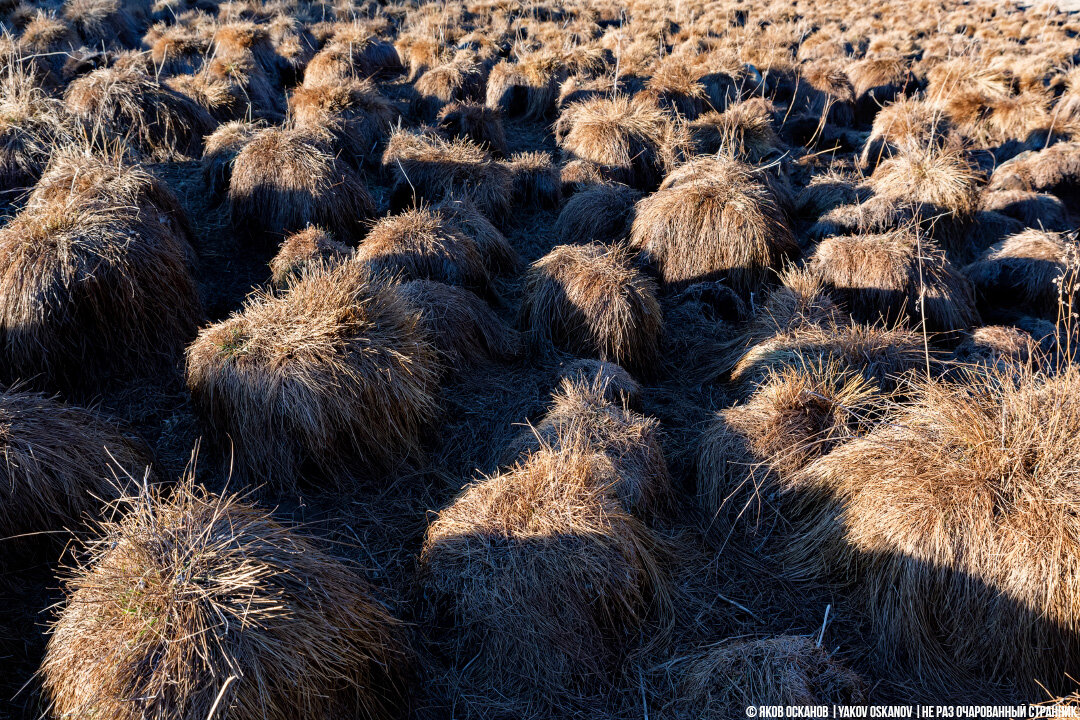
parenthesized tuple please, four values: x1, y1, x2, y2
(673, 636, 866, 715)
(228, 126, 376, 246)
(522, 242, 663, 377)
(383, 128, 513, 221)
(0, 388, 148, 558)
(420, 443, 669, 716)
(357, 206, 491, 291)
(809, 226, 980, 331)
(65, 66, 215, 161)
(555, 94, 683, 190)
(270, 225, 353, 286)
(788, 366, 1080, 693)
(42, 478, 409, 720)
(399, 279, 521, 370)
(629, 155, 797, 293)
(185, 262, 438, 488)
(962, 228, 1078, 320)
(0, 149, 201, 392)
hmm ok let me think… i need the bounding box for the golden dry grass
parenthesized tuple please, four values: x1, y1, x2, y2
(420, 443, 669, 716)
(228, 126, 376, 246)
(186, 262, 438, 488)
(42, 478, 409, 720)
(785, 366, 1080, 692)
(521, 242, 663, 377)
(629, 155, 797, 292)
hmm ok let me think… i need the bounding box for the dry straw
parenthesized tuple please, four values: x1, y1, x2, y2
(522, 242, 663, 377)
(42, 477, 409, 720)
(228, 126, 376, 246)
(186, 261, 438, 488)
(421, 443, 669, 716)
(629, 155, 797, 292)
(0, 388, 147, 557)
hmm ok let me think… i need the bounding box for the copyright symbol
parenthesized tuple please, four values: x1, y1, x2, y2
(747, 707, 757, 717)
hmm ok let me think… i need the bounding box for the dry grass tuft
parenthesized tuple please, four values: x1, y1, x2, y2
(730, 321, 935, 395)
(202, 119, 262, 201)
(868, 142, 982, 218)
(809, 227, 980, 331)
(988, 142, 1080, 206)
(554, 181, 641, 245)
(0, 388, 147, 559)
(485, 51, 567, 120)
(962, 228, 1079, 320)
(0, 64, 64, 193)
(505, 149, 561, 208)
(399, 279, 521, 370)
(674, 636, 866, 715)
(434, 195, 520, 273)
(787, 366, 1080, 692)
(953, 324, 1039, 373)
(42, 478, 409, 720)
(556, 357, 641, 406)
(522, 242, 663, 377)
(555, 94, 683, 190)
(503, 372, 670, 516)
(792, 60, 856, 129)
(304, 34, 401, 87)
(65, 66, 216, 161)
(860, 97, 954, 169)
(420, 443, 668, 716)
(414, 51, 486, 120)
(698, 361, 882, 530)
(0, 149, 201, 392)
(689, 97, 781, 162)
(642, 58, 709, 118)
(185, 262, 438, 488)
(629, 156, 797, 293)
(847, 54, 914, 114)
(980, 189, 1070, 232)
(270, 225, 353, 286)
(228, 126, 375, 246)
(288, 79, 397, 168)
(383, 128, 513, 221)
(436, 100, 507, 155)
(356, 206, 491, 291)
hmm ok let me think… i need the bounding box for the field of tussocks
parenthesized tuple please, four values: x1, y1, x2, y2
(2, 0, 1080, 717)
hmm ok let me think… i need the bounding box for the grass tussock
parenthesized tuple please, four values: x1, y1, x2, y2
(399, 279, 521, 370)
(437, 100, 507, 155)
(65, 66, 215, 161)
(730, 321, 935, 395)
(522, 242, 663, 377)
(787, 366, 1080, 692)
(0, 150, 201, 392)
(962, 228, 1079, 321)
(228, 126, 376, 246)
(555, 94, 683, 190)
(504, 371, 670, 516)
(698, 361, 882, 530)
(554, 181, 642, 246)
(41, 478, 409, 720)
(673, 636, 866, 715)
(269, 225, 353, 286)
(287, 79, 397, 168)
(383, 128, 513, 221)
(356, 206, 491, 291)
(0, 388, 148, 557)
(185, 262, 438, 488)
(809, 227, 980, 331)
(629, 156, 797, 293)
(420, 443, 669, 716)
